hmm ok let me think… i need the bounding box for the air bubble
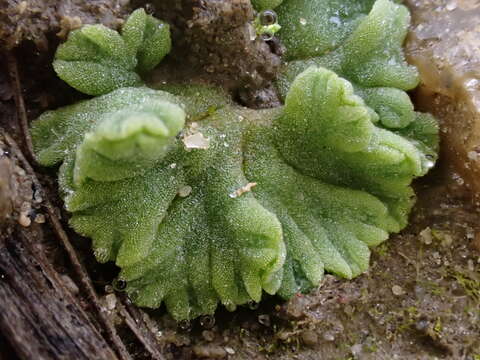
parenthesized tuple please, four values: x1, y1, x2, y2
(260, 10, 277, 26)
(113, 278, 127, 291)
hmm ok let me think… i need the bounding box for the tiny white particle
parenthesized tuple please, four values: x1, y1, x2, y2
(229, 182, 257, 198)
(183, 132, 210, 150)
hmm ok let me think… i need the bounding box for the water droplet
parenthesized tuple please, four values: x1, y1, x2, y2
(260, 10, 277, 26)
(199, 315, 215, 329)
(113, 278, 127, 291)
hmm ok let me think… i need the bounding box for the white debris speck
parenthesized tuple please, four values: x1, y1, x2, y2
(419, 227, 433, 245)
(229, 182, 257, 198)
(178, 185, 192, 197)
(299, 18, 307, 25)
(183, 132, 210, 150)
(169, 163, 177, 168)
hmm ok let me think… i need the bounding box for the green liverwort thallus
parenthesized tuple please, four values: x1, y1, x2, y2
(31, 1, 438, 320)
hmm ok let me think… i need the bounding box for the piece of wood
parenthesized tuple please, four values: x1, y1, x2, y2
(0, 136, 119, 359)
(0, 229, 119, 360)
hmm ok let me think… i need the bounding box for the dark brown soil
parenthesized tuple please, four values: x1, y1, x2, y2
(0, 0, 131, 51)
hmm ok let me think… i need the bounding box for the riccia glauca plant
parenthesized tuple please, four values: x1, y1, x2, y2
(31, 0, 439, 320)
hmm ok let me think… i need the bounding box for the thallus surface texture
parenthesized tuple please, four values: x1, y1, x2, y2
(30, 2, 439, 320)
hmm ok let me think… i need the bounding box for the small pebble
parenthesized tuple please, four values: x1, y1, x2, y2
(351, 343, 363, 356)
(301, 330, 318, 346)
(202, 330, 215, 342)
(224, 347, 235, 355)
(467, 259, 474, 271)
(343, 304, 355, 316)
(193, 345, 226, 358)
(105, 293, 117, 310)
(258, 314, 271, 326)
(34, 213, 46, 223)
(18, 212, 31, 227)
(323, 332, 335, 342)
(392, 285, 405, 296)
(467, 151, 478, 161)
(419, 227, 432, 244)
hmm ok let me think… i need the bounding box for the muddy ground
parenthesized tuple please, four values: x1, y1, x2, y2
(0, 0, 479, 359)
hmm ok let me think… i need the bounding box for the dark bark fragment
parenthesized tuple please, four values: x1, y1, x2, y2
(0, 139, 119, 360)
